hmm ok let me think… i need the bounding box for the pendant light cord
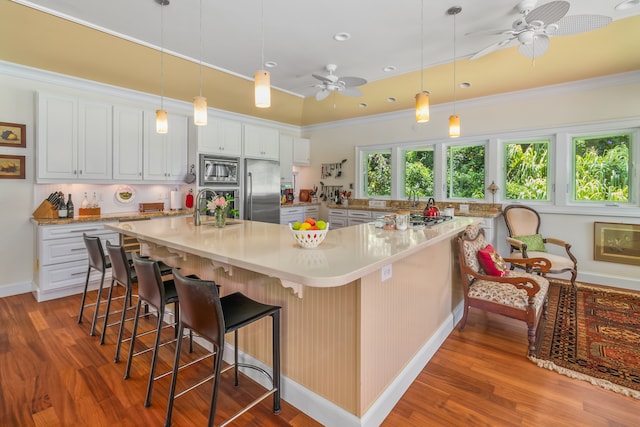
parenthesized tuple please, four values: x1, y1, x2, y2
(452, 9, 457, 114)
(420, 0, 424, 91)
(160, 2, 165, 109)
(199, 0, 203, 96)
(260, 0, 265, 69)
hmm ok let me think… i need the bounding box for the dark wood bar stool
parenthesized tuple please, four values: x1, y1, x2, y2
(165, 269, 281, 427)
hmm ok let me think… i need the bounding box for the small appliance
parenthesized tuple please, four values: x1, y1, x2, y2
(199, 154, 239, 186)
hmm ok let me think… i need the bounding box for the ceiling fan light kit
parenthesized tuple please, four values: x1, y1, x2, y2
(470, 0, 613, 60)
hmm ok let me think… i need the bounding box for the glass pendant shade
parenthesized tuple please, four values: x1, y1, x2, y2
(156, 109, 168, 134)
(415, 91, 430, 123)
(255, 70, 271, 108)
(193, 96, 207, 126)
(449, 114, 460, 138)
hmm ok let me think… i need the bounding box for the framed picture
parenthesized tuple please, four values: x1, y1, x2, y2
(0, 154, 26, 179)
(594, 222, 640, 266)
(0, 122, 26, 148)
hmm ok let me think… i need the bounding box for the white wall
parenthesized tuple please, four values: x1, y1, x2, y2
(301, 72, 640, 290)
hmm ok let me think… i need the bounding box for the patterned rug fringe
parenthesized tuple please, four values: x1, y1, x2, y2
(529, 356, 640, 400)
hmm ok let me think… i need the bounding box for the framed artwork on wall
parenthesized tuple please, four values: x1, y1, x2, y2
(0, 154, 26, 179)
(594, 221, 640, 266)
(0, 122, 26, 148)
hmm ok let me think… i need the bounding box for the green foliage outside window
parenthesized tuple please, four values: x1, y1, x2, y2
(574, 134, 630, 202)
(447, 145, 485, 198)
(505, 141, 549, 200)
(366, 152, 391, 196)
(404, 149, 434, 197)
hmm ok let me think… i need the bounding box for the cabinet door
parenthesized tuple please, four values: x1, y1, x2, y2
(165, 115, 188, 180)
(113, 106, 143, 181)
(143, 111, 168, 181)
(279, 133, 293, 184)
(37, 92, 78, 180)
(293, 137, 310, 165)
(244, 124, 279, 160)
(78, 101, 112, 180)
(219, 118, 242, 156)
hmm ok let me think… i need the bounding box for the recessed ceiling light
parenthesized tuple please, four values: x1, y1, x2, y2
(615, 0, 640, 10)
(383, 66, 396, 72)
(264, 61, 278, 68)
(386, 97, 397, 103)
(359, 103, 368, 108)
(333, 32, 351, 41)
(459, 82, 471, 89)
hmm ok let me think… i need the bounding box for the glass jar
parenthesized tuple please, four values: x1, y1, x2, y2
(395, 210, 409, 230)
(383, 215, 396, 230)
(374, 216, 385, 228)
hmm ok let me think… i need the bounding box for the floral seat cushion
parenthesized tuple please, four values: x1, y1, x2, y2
(468, 270, 548, 315)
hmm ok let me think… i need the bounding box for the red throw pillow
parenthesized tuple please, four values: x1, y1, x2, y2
(477, 244, 508, 277)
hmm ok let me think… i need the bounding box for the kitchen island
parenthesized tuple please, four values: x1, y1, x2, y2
(106, 216, 480, 427)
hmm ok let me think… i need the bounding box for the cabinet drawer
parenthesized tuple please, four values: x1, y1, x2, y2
(304, 206, 320, 216)
(40, 222, 116, 240)
(348, 210, 372, 219)
(328, 209, 347, 217)
(328, 217, 347, 229)
(39, 233, 119, 266)
(38, 259, 106, 291)
(348, 217, 372, 226)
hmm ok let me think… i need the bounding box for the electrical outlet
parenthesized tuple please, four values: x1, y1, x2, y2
(158, 192, 164, 200)
(369, 200, 386, 208)
(381, 264, 392, 282)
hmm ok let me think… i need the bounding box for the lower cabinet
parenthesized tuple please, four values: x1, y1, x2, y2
(35, 222, 119, 301)
(328, 209, 347, 229)
(347, 209, 372, 226)
(280, 204, 320, 225)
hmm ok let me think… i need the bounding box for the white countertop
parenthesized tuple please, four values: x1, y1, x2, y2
(106, 216, 480, 288)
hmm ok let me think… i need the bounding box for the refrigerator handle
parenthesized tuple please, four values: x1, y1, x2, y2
(247, 171, 253, 220)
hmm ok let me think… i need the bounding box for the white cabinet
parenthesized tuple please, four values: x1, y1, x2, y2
(35, 222, 119, 301)
(197, 116, 242, 156)
(279, 133, 293, 184)
(113, 105, 144, 181)
(480, 217, 497, 248)
(328, 209, 348, 229)
(37, 93, 111, 181)
(143, 112, 189, 181)
(243, 124, 279, 160)
(293, 137, 311, 165)
(280, 206, 304, 225)
(305, 205, 320, 219)
(347, 209, 372, 226)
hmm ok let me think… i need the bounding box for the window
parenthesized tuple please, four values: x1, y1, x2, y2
(573, 133, 631, 203)
(446, 144, 485, 199)
(504, 139, 550, 201)
(404, 148, 434, 197)
(364, 150, 391, 197)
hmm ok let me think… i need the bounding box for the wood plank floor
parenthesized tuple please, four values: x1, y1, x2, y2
(0, 287, 637, 426)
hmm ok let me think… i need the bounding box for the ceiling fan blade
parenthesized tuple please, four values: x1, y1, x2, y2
(312, 74, 333, 84)
(339, 76, 367, 87)
(552, 14, 612, 36)
(340, 87, 363, 98)
(469, 37, 516, 60)
(525, 1, 569, 26)
(465, 28, 513, 37)
(518, 34, 550, 58)
(315, 89, 331, 101)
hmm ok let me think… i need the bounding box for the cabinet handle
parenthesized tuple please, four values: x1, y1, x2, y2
(79, 170, 83, 175)
(71, 247, 86, 252)
(71, 271, 86, 277)
(70, 228, 100, 233)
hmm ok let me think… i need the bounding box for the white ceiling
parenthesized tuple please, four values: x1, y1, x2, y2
(14, 0, 640, 99)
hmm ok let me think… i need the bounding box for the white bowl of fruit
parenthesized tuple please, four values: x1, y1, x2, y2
(289, 218, 329, 249)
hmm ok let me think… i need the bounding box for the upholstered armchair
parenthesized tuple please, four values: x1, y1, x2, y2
(503, 204, 577, 287)
(457, 224, 551, 356)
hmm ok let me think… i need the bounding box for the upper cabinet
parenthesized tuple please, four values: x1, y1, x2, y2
(197, 116, 242, 156)
(279, 133, 293, 184)
(113, 105, 144, 181)
(37, 92, 112, 181)
(143, 112, 188, 181)
(293, 137, 311, 166)
(243, 124, 279, 160)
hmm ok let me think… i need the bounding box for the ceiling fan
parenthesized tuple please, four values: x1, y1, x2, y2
(312, 64, 367, 101)
(469, 0, 612, 60)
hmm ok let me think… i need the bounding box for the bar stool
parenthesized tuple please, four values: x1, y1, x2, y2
(78, 234, 113, 336)
(165, 269, 281, 427)
(127, 253, 185, 408)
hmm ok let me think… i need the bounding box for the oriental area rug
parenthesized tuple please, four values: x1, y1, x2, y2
(530, 279, 640, 399)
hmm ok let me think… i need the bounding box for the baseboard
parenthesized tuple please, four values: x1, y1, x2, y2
(0, 281, 33, 298)
(577, 272, 640, 292)
(187, 301, 466, 427)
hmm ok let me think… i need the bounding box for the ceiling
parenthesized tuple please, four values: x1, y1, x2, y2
(5, 0, 640, 126)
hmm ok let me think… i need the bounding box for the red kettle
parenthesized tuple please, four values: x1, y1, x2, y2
(424, 198, 440, 217)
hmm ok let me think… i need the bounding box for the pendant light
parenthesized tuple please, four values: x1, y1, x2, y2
(156, 0, 169, 134)
(415, 0, 429, 123)
(448, 6, 462, 138)
(254, 0, 271, 108)
(193, 0, 207, 126)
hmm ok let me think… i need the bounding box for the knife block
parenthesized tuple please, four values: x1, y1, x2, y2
(32, 200, 58, 219)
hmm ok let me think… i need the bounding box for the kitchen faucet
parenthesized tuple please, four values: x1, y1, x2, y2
(408, 189, 419, 207)
(193, 187, 217, 226)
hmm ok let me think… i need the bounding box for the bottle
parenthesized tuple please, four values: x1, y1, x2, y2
(66, 194, 74, 218)
(58, 193, 67, 218)
(81, 192, 89, 209)
(91, 192, 98, 208)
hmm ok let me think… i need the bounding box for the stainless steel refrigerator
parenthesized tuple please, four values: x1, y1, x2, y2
(244, 158, 280, 223)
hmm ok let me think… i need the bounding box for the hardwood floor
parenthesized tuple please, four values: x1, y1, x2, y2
(0, 287, 637, 426)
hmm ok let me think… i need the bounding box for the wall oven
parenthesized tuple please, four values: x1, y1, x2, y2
(199, 154, 239, 186)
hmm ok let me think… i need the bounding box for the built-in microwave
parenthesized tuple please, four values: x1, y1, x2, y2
(199, 154, 239, 186)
